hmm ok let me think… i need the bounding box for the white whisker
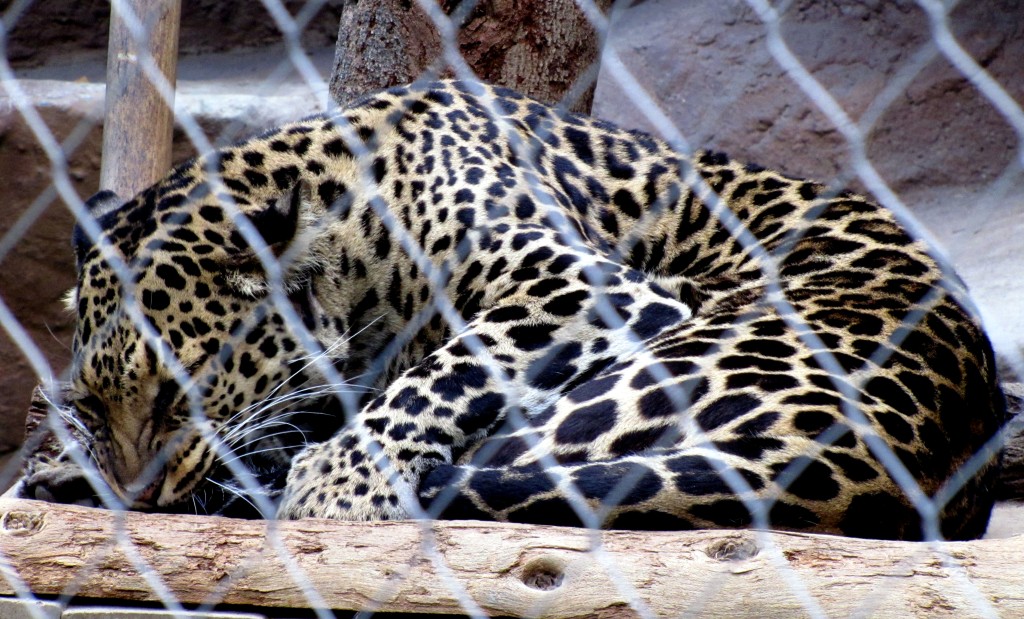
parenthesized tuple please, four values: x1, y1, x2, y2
(207, 478, 259, 514)
(226, 424, 309, 453)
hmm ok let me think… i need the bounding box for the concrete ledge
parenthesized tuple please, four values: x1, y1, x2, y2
(0, 597, 62, 619)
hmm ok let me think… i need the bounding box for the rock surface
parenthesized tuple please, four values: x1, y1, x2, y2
(4, 0, 343, 67)
(594, 0, 1023, 193)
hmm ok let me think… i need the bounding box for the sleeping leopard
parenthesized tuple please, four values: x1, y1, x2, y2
(20, 80, 1005, 540)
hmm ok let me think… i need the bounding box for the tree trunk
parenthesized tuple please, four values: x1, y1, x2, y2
(329, 0, 612, 113)
(0, 497, 1021, 618)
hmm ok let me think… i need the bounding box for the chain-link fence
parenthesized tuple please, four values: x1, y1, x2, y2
(1, 0, 1023, 616)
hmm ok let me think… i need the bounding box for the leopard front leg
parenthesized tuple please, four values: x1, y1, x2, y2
(277, 332, 518, 520)
(277, 303, 582, 520)
(278, 426, 414, 520)
(278, 250, 693, 520)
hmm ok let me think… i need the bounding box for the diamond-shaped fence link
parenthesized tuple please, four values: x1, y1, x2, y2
(0, 0, 1022, 617)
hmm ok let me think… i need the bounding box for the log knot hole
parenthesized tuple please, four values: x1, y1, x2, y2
(706, 536, 760, 562)
(521, 557, 565, 591)
(1, 511, 44, 536)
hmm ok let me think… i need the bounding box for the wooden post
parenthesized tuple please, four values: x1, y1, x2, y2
(99, 0, 181, 197)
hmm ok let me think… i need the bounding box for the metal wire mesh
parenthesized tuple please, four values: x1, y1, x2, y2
(0, 0, 1022, 617)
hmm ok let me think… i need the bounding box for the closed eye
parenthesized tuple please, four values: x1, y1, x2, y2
(72, 395, 106, 430)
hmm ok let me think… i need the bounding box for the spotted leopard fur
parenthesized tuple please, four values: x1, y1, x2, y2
(21, 80, 1004, 540)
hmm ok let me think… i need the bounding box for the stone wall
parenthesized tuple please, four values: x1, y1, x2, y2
(594, 0, 1023, 192)
(5, 0, 343, 66)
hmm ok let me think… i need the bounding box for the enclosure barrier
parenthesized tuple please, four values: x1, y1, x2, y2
(1, 0, 1023, 617)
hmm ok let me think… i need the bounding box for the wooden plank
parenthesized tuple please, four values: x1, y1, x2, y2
(0, 498, 1021, 618)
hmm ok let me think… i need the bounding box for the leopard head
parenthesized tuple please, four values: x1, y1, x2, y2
(60, 162, 349, 512)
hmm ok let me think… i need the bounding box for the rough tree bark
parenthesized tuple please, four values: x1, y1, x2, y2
(0, 498, 1021, 618)
(329, 0, 612, 113)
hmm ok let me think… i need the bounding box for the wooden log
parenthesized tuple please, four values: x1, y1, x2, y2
(100, 0, 181, 197)
(0, 497, 1021, 618)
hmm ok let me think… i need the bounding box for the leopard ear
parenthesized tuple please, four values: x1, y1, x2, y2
(229, 180, 305, 258)
(220, 181, 316, 297)
(72, 190, 124, 270)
